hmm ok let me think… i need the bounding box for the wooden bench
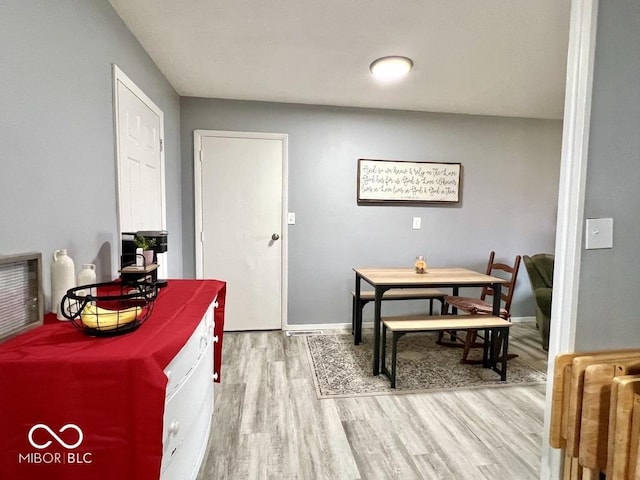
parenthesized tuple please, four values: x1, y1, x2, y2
(381, 314, 512, 388)
(351, 288, 446, 344)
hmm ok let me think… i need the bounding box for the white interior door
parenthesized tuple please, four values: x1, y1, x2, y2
(113, 65, 167, 278)
(194, 130, 286, 331)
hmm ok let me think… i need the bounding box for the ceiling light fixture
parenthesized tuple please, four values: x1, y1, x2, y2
(369, 56, 413, 81)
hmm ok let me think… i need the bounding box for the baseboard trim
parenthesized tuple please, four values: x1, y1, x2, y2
(510, 316, 536, 324)
(284, 323, 351, 332)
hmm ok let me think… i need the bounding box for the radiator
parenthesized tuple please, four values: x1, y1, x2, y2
(0, 252, 43, 342)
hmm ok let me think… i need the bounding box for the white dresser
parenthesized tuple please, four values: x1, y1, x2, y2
(161, 299, 217, 480)
(0, 279, 226, 480)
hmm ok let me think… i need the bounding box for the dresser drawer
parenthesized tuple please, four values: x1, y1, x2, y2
(161, 339, 214, 479)
(164, 300, 215, 397)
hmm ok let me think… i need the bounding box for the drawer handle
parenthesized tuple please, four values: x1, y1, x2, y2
(169, 421, 180, 436)
(213, 335, 219, 343)
(213, 372, 218, 381)
(213, 301, 219, 308)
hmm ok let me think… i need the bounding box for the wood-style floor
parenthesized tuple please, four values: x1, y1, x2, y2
(198, 322, 548, 480)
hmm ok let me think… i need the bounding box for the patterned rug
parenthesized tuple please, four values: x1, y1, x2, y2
(305, 331, 547, 398)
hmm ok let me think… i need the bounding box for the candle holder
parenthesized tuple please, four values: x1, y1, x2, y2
(415, 256, 427, 274)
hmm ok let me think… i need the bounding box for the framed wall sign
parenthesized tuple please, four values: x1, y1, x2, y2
(357, 159, 462, 205)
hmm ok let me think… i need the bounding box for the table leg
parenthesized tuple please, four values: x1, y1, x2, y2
(449, 286, 459, 314)
(449, 287, 459, 341)
(491, 283, 508, 380)
(354, 275, 362, 345)
(372, 286, 389, 375)
(492, 283, 502, 317)
(373, 287, 382, 375)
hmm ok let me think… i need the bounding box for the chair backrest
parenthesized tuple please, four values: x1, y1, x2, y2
(479, 251, 522, 317)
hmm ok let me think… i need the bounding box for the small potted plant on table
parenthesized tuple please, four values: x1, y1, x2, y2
(133, 235, 156, 267)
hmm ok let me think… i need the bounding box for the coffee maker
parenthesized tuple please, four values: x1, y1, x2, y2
(121, 230, 168, 288)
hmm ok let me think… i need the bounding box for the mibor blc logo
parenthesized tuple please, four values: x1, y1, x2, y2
(18, 423, 92, 465)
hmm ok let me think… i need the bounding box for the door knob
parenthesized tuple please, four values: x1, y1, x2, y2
(272, 233, 280, 241)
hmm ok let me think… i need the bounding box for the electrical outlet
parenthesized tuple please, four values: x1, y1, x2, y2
(412, 217, 421, 230)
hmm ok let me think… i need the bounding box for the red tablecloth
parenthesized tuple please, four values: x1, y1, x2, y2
(0, 279, 226, 480)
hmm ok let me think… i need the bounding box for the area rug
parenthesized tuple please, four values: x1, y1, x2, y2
(305, 331, 547, 398)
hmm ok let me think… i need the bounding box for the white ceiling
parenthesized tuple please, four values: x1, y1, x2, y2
(108, 0, 571, 120)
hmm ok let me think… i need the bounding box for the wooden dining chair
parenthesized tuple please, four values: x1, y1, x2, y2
(437, 251, 521, 363)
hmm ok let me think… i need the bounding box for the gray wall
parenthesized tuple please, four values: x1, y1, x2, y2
(576, 0, 640, 349)
(0, 0, 182, 310)
(0, 0, 563, 326)
(180, 98, 562, 325)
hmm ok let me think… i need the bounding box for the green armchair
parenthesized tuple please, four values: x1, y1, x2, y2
(523, 254, 554, 351)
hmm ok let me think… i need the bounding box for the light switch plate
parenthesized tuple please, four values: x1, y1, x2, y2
(287, 212, 296, 225)
(412, 217, 421, 230)
(585, 218, 613, 249)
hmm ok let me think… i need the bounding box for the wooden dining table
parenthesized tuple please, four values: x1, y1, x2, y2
(353, 267, 508, 375)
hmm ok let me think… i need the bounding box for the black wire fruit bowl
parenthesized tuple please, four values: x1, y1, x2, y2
(60, 281, 157, 337)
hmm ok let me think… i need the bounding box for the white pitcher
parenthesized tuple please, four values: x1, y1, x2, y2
(51, 249, 76, 320)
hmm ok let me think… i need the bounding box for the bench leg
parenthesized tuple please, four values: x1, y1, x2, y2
(381, 323, 387, 373)
(391, 332, 399, 388)
(485, 328, 509, 381)
(388, 331, 407, 388)
(490, 329, 500, 365)
(482, 328, 490, 368)
(499, 328, 509, 381)
(351, 295, 356, 335)
(354, 299, 370, 345)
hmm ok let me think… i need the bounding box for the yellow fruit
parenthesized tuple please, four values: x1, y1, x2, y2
(80, 304, 141, 331)
(415, 260, 427, 273)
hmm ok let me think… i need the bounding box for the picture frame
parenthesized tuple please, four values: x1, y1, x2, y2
(357, 158, 462, 205)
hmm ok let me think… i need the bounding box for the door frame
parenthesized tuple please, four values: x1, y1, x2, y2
(193, 129, 289, 328)
(112, 64, 167, 277)
(540, 1, 599, 478)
